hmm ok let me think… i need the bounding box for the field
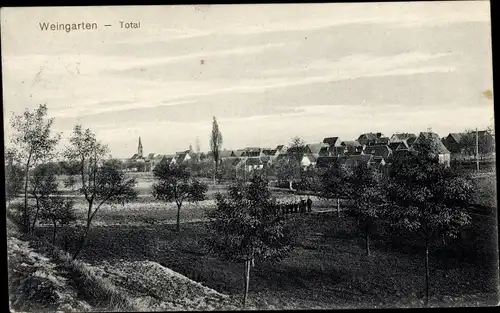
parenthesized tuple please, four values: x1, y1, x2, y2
(26, 172, 499, 309)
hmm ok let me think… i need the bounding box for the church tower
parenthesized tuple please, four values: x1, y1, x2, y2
(138, 137, 143, 158)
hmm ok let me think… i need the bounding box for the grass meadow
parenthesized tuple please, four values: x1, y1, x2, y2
(28, 172, 499, 309)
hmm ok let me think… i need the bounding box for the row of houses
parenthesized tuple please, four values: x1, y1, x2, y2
(125, 130, 494, 173)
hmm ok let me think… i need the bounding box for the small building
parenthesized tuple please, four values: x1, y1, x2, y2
(363, 144, 393, 165)
(340, 141, 363, 155)
(358, 132, 386, 146)
(300, 154, 317, 169)
(442, 133, 464, 154)
(306, 143, 328, 158)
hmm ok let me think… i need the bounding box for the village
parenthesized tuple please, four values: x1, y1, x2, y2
(123, 129, 496, 175)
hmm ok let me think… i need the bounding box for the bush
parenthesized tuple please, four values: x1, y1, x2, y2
(7, 202, 34, 232)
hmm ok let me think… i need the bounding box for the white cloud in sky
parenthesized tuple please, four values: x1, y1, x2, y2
(1, 2, 493, 157)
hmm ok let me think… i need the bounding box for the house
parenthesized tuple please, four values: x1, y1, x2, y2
(234, 149, 246, 158)
(275, 145, 288, 154)
(389, 133, 417, 143)
(442, 133, 464, 154)
(338, 154, 374, 168)
(357, 132, 385, 146)
(371, 156, 387, 167)
(388, 142, 400, 151)
(315, 156, 338, 169)
(243, 147, 262, 157)
(339, 141, 363, 155)
(411, 132, 451, 166)
(322, 137, 341, 147)
(306, 143, 328, 158)
(174, 151, 193, 164)
(321, 137, 343, 156)
(300, 154, 317, 169)
(363, 145, 393, 164)
(319, 146, 331, 157)
(395, 140, 411, 151)
(243, 157, 264, 172)
(220, 150, 236, 159)
(207, 150, 236, 160)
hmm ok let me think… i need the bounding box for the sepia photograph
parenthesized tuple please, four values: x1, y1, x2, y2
(1, 1, 498, 311)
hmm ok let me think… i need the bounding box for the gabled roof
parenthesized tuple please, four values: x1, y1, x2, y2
(358, 133, 380, 141)
(302, 153, 317, 163)
(396, 141, 410, 151)
(340, 154, 373, 167)
(234, 150, 245, 157)
(175, 152, 188, 161)
(219, 150, 236, 158)
(287, 146, 309, 154)
(306, 143, 326, 155)
(448, 133, 464, 144)
(245, 147, 261, 152)
(322, 137, 340, 146)
(375, 137, 390, 145)
(261, 149, 276, 156)
(147, 153, 155, 159)
(245, 157, 263, 166)
(131, 154, 139, 160)
(221, 157, 241, 167)
(364, 145, 392, 159)
(244, 151, 261, 157)
(391, 133, 417, 142)
(389, 142, 400, 151)
(316, 156, 338, 168)
(276, 154, 290, 162)
(341, 140, 361, 147)
(406, 136, 417, 146)
(319, 146, 330, 156)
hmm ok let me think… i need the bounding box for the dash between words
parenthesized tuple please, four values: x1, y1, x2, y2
(39, 21, 140, 33)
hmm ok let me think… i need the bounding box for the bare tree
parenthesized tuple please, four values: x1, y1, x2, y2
(210, 116, 223, 184)
(64, 125, 137, 259)
(9, 104, 61, 233)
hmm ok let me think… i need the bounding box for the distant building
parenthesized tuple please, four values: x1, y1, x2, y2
(358, 132, 387, 146)
(389, 133, 417, 143)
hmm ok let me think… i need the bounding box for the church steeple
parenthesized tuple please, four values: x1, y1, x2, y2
(138, 137, 143, 158)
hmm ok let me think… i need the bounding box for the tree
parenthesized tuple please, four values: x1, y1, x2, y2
(196, 136, 201, 154)
(9, 104, 61, 233)
(386, 138, 474, 306)
(209, 116, 223, 184)
(152, 160, 207, 232)
(347, 160, 386, 256)
(320, 158, 353, 217)
(460, 128, 495, 160)
(39, 196, 76, 245)
(206, 176, 294, 308)
(30, 163, 59, 235)
(5, 149, 24, 205)
(275, 157, 300, 190)
(64, 125, 137, 259)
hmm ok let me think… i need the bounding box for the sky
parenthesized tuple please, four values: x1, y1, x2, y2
(1, 2, 494, 158)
